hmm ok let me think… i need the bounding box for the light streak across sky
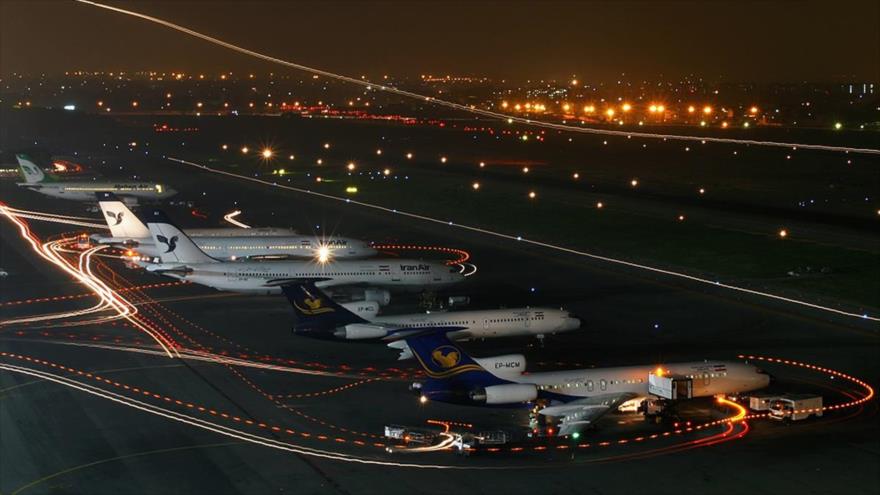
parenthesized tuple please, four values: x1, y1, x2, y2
(75, 0, 880, 155)
(168, 157, 879, 323)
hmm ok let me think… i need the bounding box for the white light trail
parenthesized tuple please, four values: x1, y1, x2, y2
(75, 0, 879, 155)
(223, 210, 251, 228)
(0, 204, 180, 356)
(0, 362, 483, 470)
(168, 157, 879, 323)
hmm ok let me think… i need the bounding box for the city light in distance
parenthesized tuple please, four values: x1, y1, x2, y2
(596, 201, 604, 209)
(240, 146, 249, 154)
(316, 158, 323, 165)
(687, 105, 696, 113)
(221, 144, 228, 150)
(376, 149, 382, 155)
(572, 172, 579, 179)
(630, 179, 639, 187)
(605, 108, 615, 117)
(472, 182, 480, 190)
(622, 103, 632, 112)
(323, 143, 331, 149)
(261, 148, 273, 159)
(347, 162, 356, 171)
(528, 191, 536, 199)
(703, 105, 713, 115)
(698, 187, 706, 195)
(834, 122, 843, 130)
(406, 152, 413, 159)
(440, 156, 448, 163)
(678, 214, 686, 221)
(750, 106, 759, 114)
(583, 105, 595, 113)
(383, 168, 391, 176)
(288, 154, 295, 160)
(479, 161, 486, 168)
(522, 167, 529, 173)
(779, 229, 788, 238)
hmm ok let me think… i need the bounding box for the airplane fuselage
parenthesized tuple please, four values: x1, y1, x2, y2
(20, 182, 175, 201)
(376, 308, 580, 339)
(147, 258, 463, 294)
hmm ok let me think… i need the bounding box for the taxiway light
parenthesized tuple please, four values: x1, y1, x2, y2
(479, 161, 486, 168)
(376, 149, 383, 155)
(522, 167, 529, 173)
(779, 229, 788, 238)
(419, 395, 428, 404)
(406, 152, 413, 159)
(630, 179, 638, 187)
(289, 154, 295, 160)
(572, 172, 579, 179)
(472, 182, 480, 190)
(347, 162, 356, 171)
(834, 122, 842, 130)
(221, 144, 228, 150)
(241, 146, 249, 154)
(528, 191, 536, 199)
(383, 168, 391, 176)
(440, 156, 448, 163)
(596, 202, 604, 209)
(323, 143, 331, 149)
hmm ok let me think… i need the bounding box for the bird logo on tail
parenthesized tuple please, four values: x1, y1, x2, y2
(105, 211, 124, 226)
(431, 346, 461, 369)
(156, 235, 178, 253)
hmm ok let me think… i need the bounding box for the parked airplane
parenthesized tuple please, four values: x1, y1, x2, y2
(93, 192, 376, 260)
(281, 282, 580, 357)
(143, 210, 464, 298)
(402, 330, 771, 436)
(16, 154, 176, 202)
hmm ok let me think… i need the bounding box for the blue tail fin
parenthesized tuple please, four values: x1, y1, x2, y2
(404, 330, 506, 386)
(281, 282, 368, 332)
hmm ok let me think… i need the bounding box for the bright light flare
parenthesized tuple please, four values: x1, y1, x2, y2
(261, 148, 274, 159)
(316, 245, 331, 263)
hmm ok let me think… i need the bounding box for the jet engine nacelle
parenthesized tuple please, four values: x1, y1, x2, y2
(469, 383, 538, 405)
(339, 301, 380, 320)
(363, 288, 391, 306)
(474, 354, 526, 379)
(334, 323, 388, 340)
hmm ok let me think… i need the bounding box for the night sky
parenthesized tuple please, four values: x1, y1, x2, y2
(2, 1, 878, 82)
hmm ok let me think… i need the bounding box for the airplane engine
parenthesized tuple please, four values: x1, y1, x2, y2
(469, 384, 538, 405)
(339, 301, 380, 319)
(363, 288, 391, 306)
(474, 354, 526, 379)
(334, 323, 388, 340)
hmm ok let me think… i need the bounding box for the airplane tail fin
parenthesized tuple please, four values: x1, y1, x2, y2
(16, 154, 47, 184)
(96, 192, 149, 239)
(281, 282, 369, 332)
(145, 210, 215, 264)
(403, 330, 505, 385)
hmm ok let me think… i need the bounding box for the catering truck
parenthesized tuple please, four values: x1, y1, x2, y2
(768, 394, 823, 422)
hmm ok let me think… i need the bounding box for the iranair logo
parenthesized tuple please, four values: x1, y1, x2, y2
(105, 211, 124, 226)
(431, 345, 461, 369)
(156, 235, 178, 253)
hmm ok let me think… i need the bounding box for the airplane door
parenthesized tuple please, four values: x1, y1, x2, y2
(524, 312, 531, 329)
(599, 379, 607, 391)
(703, 373, 711, 387)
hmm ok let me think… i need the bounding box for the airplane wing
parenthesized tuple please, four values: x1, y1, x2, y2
(538, 392, 639, 436)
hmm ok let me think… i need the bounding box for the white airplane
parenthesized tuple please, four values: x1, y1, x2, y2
(402, 330, 771, 436)
(16, 154, 176, 202)
(142, 210, 464, 299)
(93, 192, 377, 260)
(281, 282, 581, 358)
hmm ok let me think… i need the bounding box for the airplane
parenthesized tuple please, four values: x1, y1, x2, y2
(401, 329, 771, 436)
(93, 192, 377, 260)
(16, 154, 176, 203)
(281, 282, 580, 358)
(142, 210, 465, 300)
